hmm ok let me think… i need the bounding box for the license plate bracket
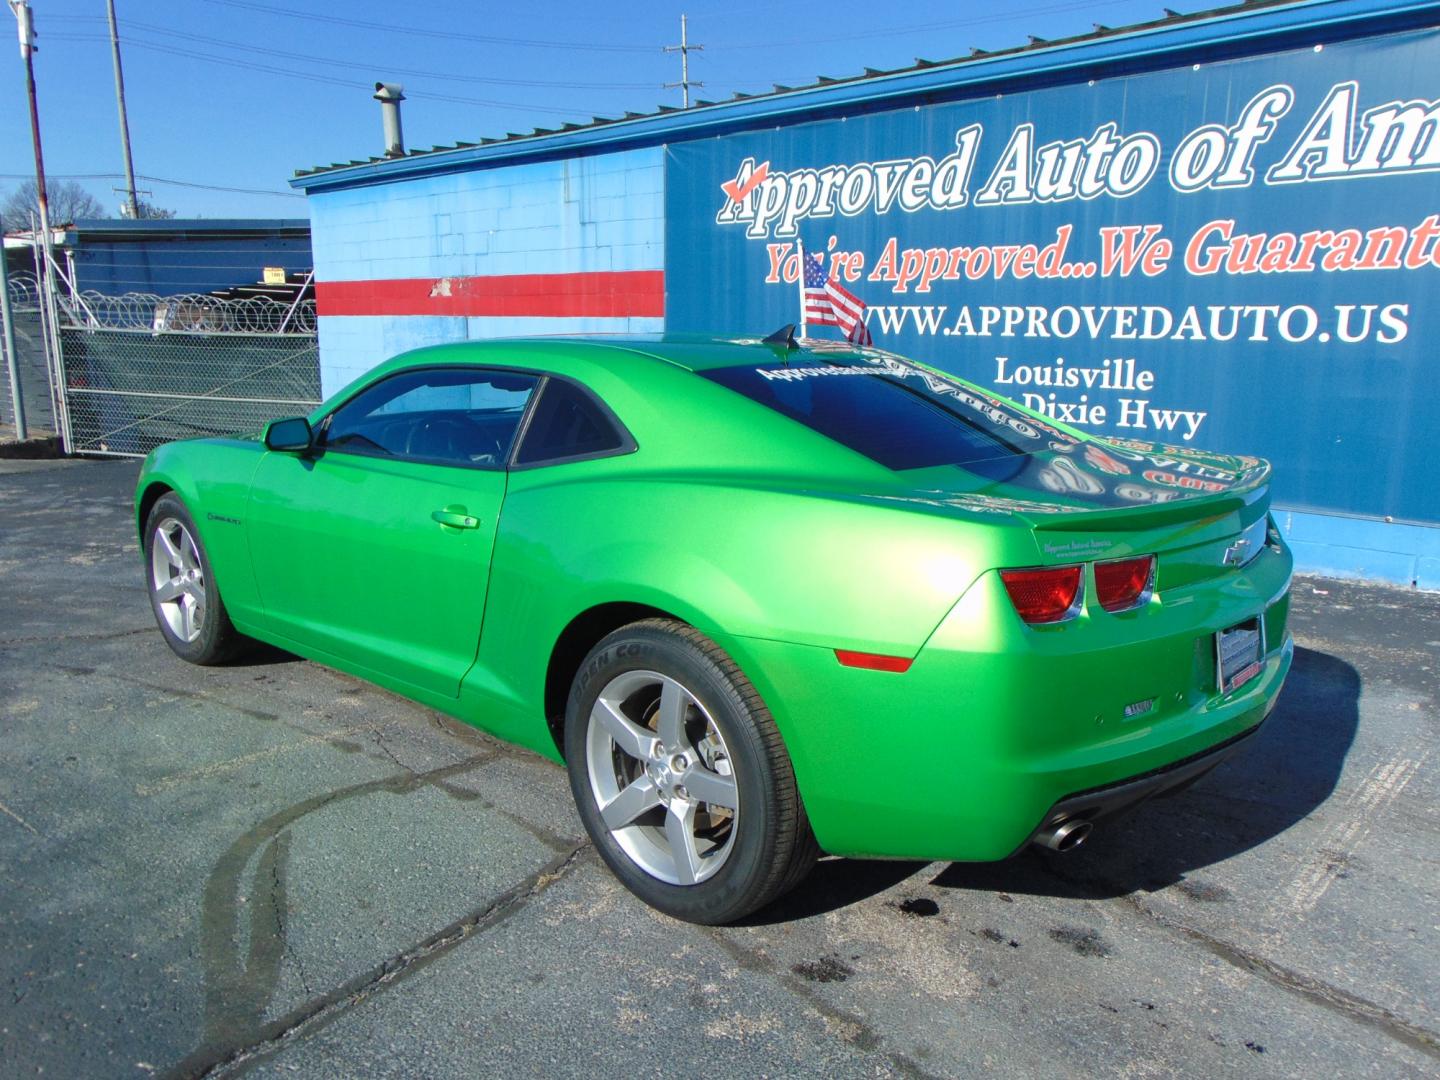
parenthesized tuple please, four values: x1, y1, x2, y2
(1216, 616, 1265, 695)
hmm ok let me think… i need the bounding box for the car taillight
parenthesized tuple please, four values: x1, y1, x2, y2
(1000, 565, 1082, 624)
(1094, 555, 1155, 612)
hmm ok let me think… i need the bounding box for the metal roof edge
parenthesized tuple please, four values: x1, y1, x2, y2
(63, 218, 311, 241)
(290, 0, 1440, 194)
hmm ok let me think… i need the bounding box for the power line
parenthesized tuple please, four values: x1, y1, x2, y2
(0, 172, 303, 198)
(45, 33, 604, 115)
(50, 21, 804, 95)
(49, 0, 1148, 60)
(116, 19, 663, 91)
(127, 19, 795, 93)
(197, 0, 661, 53)
(707, 0, 1141, 49)
(41, 25, 862, 102)
(135, 173, 304, 197)
(202, 0, 1138, 53)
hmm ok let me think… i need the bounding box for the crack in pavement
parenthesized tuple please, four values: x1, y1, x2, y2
(369, 729, 410, 773)
(368, 731, 580, 854)
(1034, 859, 1440, 1061)
(0, 796, 40, 835)
(1119, 892, 1440, 1061)
(38, 660, 286, 724)
(135, 725, 379, 796)
(0, 626, 153, 647)
(165, 753, 500, 1077)
(153, 751, 598, 1079)
(360, 728, 580, 854)
(267, 835, 313, 999)
(175, 843, 589, 1080)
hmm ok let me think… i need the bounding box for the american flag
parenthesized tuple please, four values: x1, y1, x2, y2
(802, 250, 872, 345)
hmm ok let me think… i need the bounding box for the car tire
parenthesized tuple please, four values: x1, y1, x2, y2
(564, 618, 819, 924)
(143, 493, 247, 665)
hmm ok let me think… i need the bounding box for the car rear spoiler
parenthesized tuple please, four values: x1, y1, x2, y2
(1026, 482, 1269, 532)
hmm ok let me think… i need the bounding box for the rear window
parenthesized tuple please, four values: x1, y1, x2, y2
(699, 355, 1044, 474)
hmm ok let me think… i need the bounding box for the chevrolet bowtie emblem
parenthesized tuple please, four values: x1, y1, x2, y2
(1223, 538, 1252, 566)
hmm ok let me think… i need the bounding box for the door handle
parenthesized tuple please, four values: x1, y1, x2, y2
(431, 508, 480, 530)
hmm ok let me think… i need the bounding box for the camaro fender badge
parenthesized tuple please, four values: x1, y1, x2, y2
(1123, 697, 1156, 719)
(206, 512, 243, 526)
(1222, 538, 1252, 566)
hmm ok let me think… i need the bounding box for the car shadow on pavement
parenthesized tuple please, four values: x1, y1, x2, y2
(753, 645, 1358, 919)
(240, 641, 303, 666)
(744, 858, 932, 923)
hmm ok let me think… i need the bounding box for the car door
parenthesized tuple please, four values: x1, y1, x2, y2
(246, 365, 539, 698)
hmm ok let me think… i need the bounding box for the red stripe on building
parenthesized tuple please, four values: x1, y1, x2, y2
(315, 270, 664, 319)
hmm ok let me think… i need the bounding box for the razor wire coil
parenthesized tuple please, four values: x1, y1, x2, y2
(62, 289, 317, 334)
(5, 272, 41, 309)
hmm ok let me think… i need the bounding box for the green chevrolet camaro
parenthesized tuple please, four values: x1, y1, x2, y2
(135, 333, 1293, 924)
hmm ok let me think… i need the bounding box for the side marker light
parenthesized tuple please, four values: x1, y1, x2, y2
(834, 649, 913, 673)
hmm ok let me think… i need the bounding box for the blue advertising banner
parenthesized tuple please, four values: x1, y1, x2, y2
(664, 28, 1440, 526)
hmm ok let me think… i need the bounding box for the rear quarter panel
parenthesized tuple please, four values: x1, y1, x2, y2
(466, 459, 1042, 749)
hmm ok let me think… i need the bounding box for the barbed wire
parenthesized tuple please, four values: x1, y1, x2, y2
(6, 272, 41, 308)
(61, 290, 317, 334)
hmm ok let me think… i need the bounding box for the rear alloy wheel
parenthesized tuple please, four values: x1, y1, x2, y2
(565, 619, 818, 924)
(586, 668, 740, 886)
(144, 493, 246, 665)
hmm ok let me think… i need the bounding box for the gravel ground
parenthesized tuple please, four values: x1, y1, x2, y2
(1, 457, 1436, 1079)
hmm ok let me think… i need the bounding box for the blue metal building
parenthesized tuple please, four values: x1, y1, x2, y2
(291, 0, 1440, 588)
(62, 218, 311, 297)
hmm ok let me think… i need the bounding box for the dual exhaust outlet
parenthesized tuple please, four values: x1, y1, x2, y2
(1034, 817, 1093, 853)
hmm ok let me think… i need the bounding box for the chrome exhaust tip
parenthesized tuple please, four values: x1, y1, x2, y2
(1037, 818, 1092, 853)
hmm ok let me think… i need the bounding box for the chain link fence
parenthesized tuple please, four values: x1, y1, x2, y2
(56, 289, 320, 457)
(1, 271, 54, 435)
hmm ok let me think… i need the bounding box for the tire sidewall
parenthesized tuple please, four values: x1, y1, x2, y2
(143, 494, 225, 664)
(565, 626, 779, 924)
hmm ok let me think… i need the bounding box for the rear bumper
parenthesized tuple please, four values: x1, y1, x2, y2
(1017, 711, 1270, 856)
(717, 540, 1294, 863)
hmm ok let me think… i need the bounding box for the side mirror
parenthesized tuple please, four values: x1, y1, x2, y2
(264, 416, 313, 453)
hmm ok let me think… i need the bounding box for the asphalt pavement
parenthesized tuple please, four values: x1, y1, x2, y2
(1, 457, 1436, 1078)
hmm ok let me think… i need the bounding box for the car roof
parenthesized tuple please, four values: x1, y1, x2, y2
(386, 333, 879, 374)
(320, 333, 886, 421)
(611, 334, 880, 373)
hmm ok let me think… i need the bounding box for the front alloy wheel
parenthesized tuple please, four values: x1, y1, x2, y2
(150, 516, 207, 643)
(143, 492, 246, 665)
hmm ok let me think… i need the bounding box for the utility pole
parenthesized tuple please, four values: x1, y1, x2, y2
(105, 0, 140, 219)
(10, 0, 65, 449)
(9, 2, 50, 246)
(664, 14, 703, 109)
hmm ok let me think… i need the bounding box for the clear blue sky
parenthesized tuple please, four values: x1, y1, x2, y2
(1, 0, 1204, 219)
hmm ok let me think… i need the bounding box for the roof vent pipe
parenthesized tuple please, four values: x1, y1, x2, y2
(374, 82, 406, 158)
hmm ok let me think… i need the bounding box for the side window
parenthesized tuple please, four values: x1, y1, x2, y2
(323, 367, 538, 468)
(514, 379, 629, 466)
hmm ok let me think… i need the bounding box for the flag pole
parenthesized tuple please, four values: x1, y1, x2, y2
(795, 239, 807, 340)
